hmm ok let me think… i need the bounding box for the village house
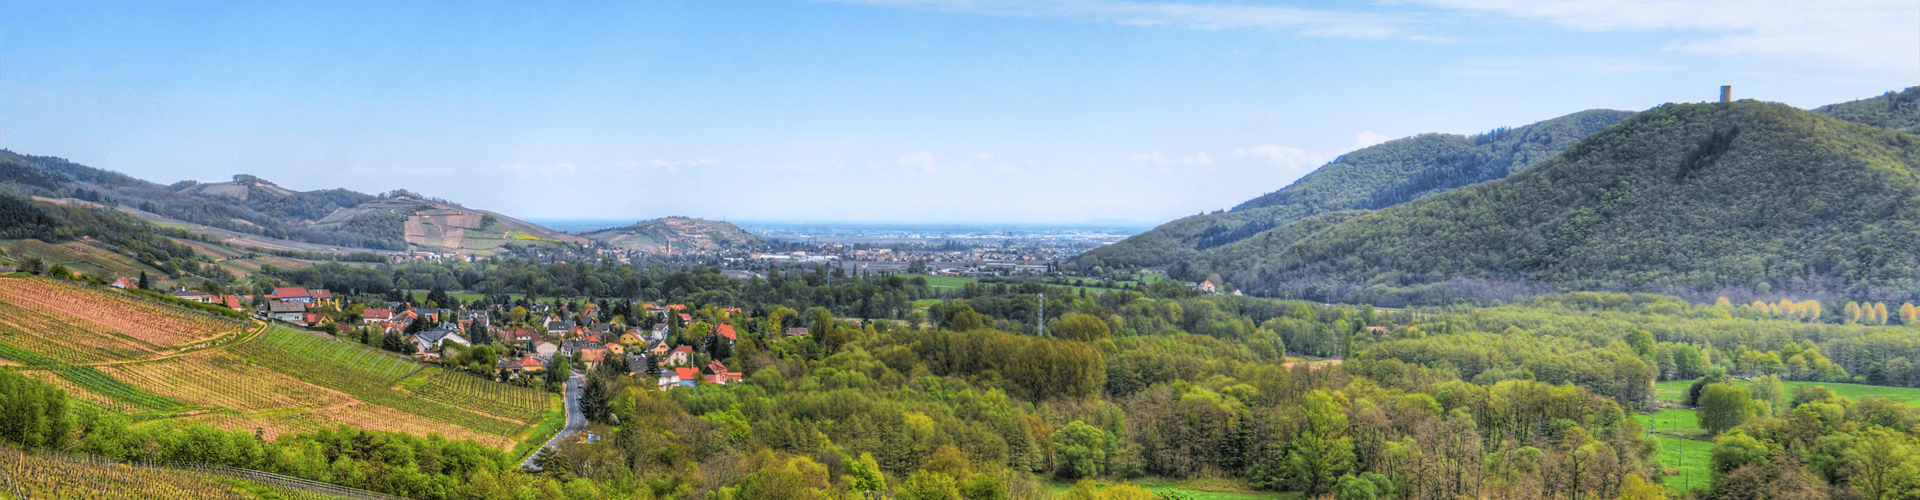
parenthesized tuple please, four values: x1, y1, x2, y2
(545, 318, 570, 335)
(269, 287, 313, 304)
(647, 341, 671, 359)
(579, 343, 608, 367)
(110, 278, 136, 289)
(619, 331, 645, 345)
(715, 324, 738, 344)
(507, 326, 538, 342)
(222, 295, 245, 311)
(660, 367, 700, 389)
(605, 343, 625, 356)
(268, 300, 307, 322)
(512, 354, 545, 372)
(412, 323, 471, 355)
(362, 308, 394, 323)
(704, 359, 742, 385)
(651, 323, 670, 340)
(170, 290, 218, 304)
(666, 345, 693, 366)
(535, 341, 559, 358)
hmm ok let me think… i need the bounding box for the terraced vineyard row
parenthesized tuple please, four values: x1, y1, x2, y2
(100, 351, 353, 413)
(0, 339, 190, 413)
(0, 300, 154, 364)
(241, 328, 419, 383)
(0, 277, 246, 349)
(413, 370, 550, 423)
(231, 328, 525, 436)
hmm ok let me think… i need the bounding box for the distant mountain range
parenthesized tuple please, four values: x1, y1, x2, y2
(1083, 87, 1920, 304)
(582, 217, 766, 253)
(0, 152, 749, 257)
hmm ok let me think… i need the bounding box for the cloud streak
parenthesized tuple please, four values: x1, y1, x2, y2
(826, 0, 1424, 40)
(1412, 0, 1918, 70)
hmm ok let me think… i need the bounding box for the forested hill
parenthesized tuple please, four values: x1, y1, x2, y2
(1815, 86, 1920, 134)
(1074, 109, 1634, 269)
(581, 216, 766, 252)
(0, 151, 581, 253)
(1247, 100, 1920, 304)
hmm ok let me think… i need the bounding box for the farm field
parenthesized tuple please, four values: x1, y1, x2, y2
(1046, 478, 1303, 500)
(98, 351, 354, 413)
(0, 277, 248, 363)
(1635, 409, 1711, 492)
(1654, 379, 1920, 406)
(411, 369, 550, 424)
(226, 327, 536, 444)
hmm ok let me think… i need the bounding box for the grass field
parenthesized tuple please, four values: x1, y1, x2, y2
(1640, 377, 1920, 493)
(1654, 379, 1920, 406)
(896, 274, 978, 288)
(1046, 478, 1303, 500)
(1635, 408, 1712, 492)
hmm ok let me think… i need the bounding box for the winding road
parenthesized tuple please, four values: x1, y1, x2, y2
(522, 373, 585, 470)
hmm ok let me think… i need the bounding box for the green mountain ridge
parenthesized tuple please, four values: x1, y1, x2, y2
(1814, 86, 1920, 134)
(1075, 109, 1636, 270)
(1245, 100, 1920, 304)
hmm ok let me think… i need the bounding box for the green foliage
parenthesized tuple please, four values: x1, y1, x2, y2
(1242, 101, 1920, 302)
(1052, 421, 1112, 479)
(1815, 86, 1920, 134)
(0, 369, 72, 450)
(1698, 383, 1756, 435)
(1079, 109, 1633, 270)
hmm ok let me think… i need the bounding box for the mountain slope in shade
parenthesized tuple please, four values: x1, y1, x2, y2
(582, 217, 766, 253)
(1245, 100, 1920, 303)
(1075, 109, 1635, 270)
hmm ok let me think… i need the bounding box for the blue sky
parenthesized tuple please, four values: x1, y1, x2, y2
(4, 1, 1915, 223)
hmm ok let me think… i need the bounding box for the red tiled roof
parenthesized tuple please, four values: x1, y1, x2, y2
(676, 367, 700, 381)
(673, 345, 693, 354)
(362, 309, 394, 321)
(272, 287, 310, 299)
(715, 324, 737, 341)
(310, 289, 333, 299)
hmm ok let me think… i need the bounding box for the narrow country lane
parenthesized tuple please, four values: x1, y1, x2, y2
(522, 373, 585, 470)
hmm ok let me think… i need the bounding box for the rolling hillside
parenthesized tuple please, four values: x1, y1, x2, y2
(1242, 100, 1920, 304)
(1075, 109, 1635, 270)
(581, 216, 766, 253)
(0, 153, 583, 256)
(0, 276, 554, 449)
(1815, 86, 1920, 134)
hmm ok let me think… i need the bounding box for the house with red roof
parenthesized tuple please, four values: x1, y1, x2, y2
(362, 309, 394, 323)
(714, 324, 737, 343)
(666, 345, 694, 366)
(110, 278, 136, 289)
(269, 287, 312, 303)
(705, 359, 742, 385)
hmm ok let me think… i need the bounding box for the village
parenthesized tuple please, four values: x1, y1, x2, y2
(153, 280, 776, 393)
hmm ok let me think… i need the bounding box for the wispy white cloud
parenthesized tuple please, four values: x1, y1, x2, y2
(1348, 132, 1391, 151)
(1413, 0, 1918, 70)
(824, 0, 1429, 40)
(498, 163, 578, 178)
(896, 151, 938, 173)
(1131, 151, 1216, 172)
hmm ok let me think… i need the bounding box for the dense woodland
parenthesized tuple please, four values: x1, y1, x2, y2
(1075, 109, 1635, 270)
(1213, 102, 1920, 306)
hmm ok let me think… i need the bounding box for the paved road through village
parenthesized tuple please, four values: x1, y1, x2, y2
(522, 373, 584, 470)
